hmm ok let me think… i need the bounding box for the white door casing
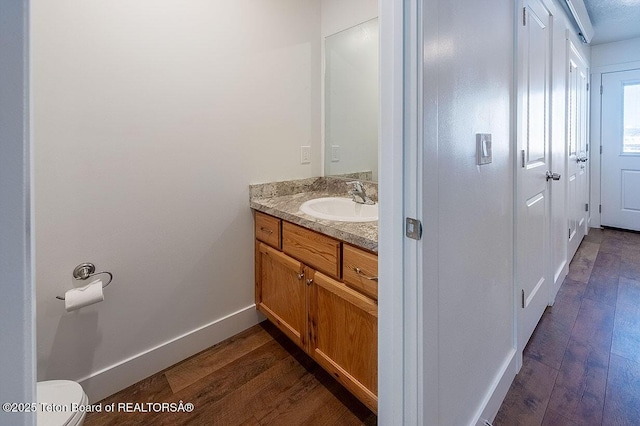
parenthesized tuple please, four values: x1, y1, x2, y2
(601, 68, 640, 232)
(567, 40, 589, 260)
(516, 0, 553, 354)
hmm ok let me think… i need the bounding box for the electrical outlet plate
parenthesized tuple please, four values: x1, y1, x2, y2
(300, 146, 311, 164)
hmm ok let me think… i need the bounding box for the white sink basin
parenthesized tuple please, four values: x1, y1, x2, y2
(300, 197, 378, 222)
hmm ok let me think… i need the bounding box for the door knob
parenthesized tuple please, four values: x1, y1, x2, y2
(546, 171, 561, 181)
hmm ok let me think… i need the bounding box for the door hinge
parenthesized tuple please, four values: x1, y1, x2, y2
(585, 203, 589, 212)
(569, 228, 572, 239)
(600, 145, 603, 154)
(587, 82, 590, 91)
(599, 204, 602, 213)
(523, 7, 527, 26)
(521, 150, 526, 168)
(521, 289, 525, 308)
(600, 85, 603, 95)
(405, 217, 422, 240)
(586, 143, 589, 152)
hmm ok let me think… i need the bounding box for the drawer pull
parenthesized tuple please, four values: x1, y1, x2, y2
(354, 267, 378, 282)
(260, 227, 274, 234)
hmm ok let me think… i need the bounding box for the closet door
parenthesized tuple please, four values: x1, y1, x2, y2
(567, 41, 589, 260)
(516, 0, 553, 352)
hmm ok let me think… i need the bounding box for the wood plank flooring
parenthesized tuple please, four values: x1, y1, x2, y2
(495, 228, 640, 426)
(85, 228, 640, 426)
(85, 321, 376, 426)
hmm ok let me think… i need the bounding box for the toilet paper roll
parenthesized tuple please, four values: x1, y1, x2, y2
(65, 279, 104, 312)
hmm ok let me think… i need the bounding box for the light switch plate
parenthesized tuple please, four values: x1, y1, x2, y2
(476, 133, 492, 165)
(331, 145, 340, 162)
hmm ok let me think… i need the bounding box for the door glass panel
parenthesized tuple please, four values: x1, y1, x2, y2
(623, 83, 640, 153)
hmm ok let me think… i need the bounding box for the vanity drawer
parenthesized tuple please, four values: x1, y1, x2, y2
(282, 222, 341, 279)
(342, 244, 378, 300)
(255, 212, 281, 249)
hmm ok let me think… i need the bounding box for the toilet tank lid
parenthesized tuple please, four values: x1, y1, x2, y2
(37, 380, 86, 425)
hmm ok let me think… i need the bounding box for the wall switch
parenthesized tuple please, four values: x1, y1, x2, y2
(331, 145, 340, 162)
(300, 146, 311, 164)
(476, 133, 492, 165)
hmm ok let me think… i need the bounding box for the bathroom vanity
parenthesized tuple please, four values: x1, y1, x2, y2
(250, 178, 378, 413)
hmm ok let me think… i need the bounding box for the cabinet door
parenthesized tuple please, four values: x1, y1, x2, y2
(309, 271, 378, 413)
(256, 242, 308, 349)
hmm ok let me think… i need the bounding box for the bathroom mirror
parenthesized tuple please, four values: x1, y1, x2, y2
(324, 18, 379, 182)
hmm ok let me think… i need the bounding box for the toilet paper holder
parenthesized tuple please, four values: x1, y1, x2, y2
(55, 263, 114, 300)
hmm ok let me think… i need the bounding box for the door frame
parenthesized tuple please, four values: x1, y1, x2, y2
(0, 0, 36, 424)
(589, 60, 640, 228)
(379, 0, 424, 424)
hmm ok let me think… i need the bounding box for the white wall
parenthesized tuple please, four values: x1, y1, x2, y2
(421, 1, 515, 424)
(0, 1, 35, 425)
(591, 36, 640, 68)
(32, 0, 321, 401)
(321, 0, 377, 38)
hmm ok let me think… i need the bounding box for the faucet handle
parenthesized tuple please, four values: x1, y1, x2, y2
(346, 181, 364, 191)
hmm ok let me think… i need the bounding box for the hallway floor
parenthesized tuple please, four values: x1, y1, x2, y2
(495, 228, 640, 426)
(84, 320, 376, 426)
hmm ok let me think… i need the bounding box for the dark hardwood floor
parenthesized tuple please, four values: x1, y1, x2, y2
(85, 320, 376, 426)
(85, 228, 640, 426)
(495, 228, 640, 426)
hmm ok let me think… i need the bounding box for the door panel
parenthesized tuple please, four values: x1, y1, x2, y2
(567, 43, 589, 260)
(602, 69, 640, 231)
(309, 271, 378, 411)
(256, 242, 308, 348)
(517, 0, 552, 353)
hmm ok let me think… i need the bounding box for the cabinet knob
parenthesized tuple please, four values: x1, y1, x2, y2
(297, 272, 304, 280)
(306, 278, 313, 286)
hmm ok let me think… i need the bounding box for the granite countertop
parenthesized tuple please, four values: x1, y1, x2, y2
(249, 177, 378, 253)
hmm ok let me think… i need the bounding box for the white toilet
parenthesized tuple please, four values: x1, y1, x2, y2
(37, 380, 88, 426)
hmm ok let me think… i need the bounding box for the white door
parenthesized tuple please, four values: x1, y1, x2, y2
(516, 0, 554, 352)
(567, 42, 589, 260)
(601, 69, 640, 231)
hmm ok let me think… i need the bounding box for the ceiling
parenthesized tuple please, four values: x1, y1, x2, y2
(583, 0, 640, 45)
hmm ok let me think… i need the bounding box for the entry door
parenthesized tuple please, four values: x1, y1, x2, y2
(516, 0, 553, 352)
(567, 43, 589, 260)
(601, 69, 640, 231)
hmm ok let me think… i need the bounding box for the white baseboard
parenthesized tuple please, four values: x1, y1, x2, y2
(79, 304, 262, 403)
(472, 348, 517, 426)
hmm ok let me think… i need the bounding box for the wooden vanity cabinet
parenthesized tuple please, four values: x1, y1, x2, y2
(255, 211, 281, 248)
(254, 211, 378, 413)
(343, 244, 378, 300)
(309, 270, 378, 411)
(256, 242, 308, 349)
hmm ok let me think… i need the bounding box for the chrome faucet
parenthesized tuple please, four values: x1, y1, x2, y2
(346, 181, 375, 205)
